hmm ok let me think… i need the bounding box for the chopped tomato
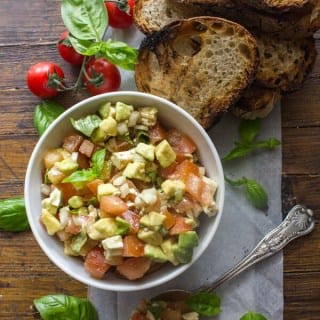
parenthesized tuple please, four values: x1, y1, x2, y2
(169, 215, 193, 235)
(185, 173, 213, 206)
(123, 235, 145, 257)
(79, 139, 95, 158)
(64, 218, 81, 235)
(116, 257, 151, 280)
(173, 195, 195, 214)
(87, 179, 104, 196)
(115, 139, 132, 152)
(166, 129, 197, 153)
(163, 210, 176, 229)
(159, 162, 178, 179)
(84, 247, 111, 279)
(58, 183, 78, 203)
(100, 195, 129, 216)
(77, 152, 90, 169)
(149, 121, 166, 144)
(121, 210, 140, 233)
(62, 134, 84, 153)
(172, 160, 200, 182)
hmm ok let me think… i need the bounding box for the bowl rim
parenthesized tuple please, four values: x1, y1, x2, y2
(24, 91, 225, 291)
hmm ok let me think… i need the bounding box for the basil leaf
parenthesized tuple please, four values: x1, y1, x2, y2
(245, 179, 269, 210)
(71, 115, 101, 137)
(91, 148, 106, 176)
(239, 119, 261, 144)
(34, 100, 65, 136)
(225, 176, 246, 187)
(68, 34, 94, 55)
(100, 39, 138, 70)
(63, 169, 97, 183)
(186, 292, 221, 316)
(222, 145, 253, 161)
(34, 294, 98, 320)
(252, 138, 281, 149)
(240, 310, 268, 320)
(0, 196, 29, 232)
(61, 0, 107, 41)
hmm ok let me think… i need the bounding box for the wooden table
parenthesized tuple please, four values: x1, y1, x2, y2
(0, 1, 319, 319)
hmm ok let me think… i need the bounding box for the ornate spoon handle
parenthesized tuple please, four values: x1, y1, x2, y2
(202, 205, 315, 292)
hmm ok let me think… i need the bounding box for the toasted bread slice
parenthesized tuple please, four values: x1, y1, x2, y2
(236, 0, 310, 14)
(255, 34, 317, 92)
(177, 0, 235, 6)
(134, 0, 208, 34)
(135, 17, 259, 128)
(231, 85, 281, 119)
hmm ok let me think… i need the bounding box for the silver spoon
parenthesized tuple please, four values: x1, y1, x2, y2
(153, 204, 315, 302)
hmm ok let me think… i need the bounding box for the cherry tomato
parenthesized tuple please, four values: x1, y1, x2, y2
(57, 31, 84, 66)
(26, 62, 64, 98)
(84, 58, 121, 95)
(104, 0, 135, 29)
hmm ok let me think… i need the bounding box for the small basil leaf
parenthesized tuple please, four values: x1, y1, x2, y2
(245, 179, 269, 210)
(68, 34, 95, 55)
(71, 115, 101, 137)
(239, 119, 261, 144)
(186, 292, 221, 316)
(99, 39, 138, 70)
(34, 294, 98, 320)
(61, 0, 107, 41)
(240, 310, 268, 320)
(0, 196, 29, 232)
(225, 176, 246, 187)
(222, 145, 253, 161)
(91, 148, 106, 177)
(34, 100, 65, 136)
(62, 169, 97, 184)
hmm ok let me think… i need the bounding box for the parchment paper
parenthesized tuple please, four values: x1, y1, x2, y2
(88, 26, 283, 320)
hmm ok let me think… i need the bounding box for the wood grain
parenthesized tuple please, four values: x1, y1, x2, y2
(0, 1, 319, 319)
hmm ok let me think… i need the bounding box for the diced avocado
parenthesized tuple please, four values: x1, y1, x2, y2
(41, 198, 58, 215)
(155, 140, 176, 168)
(68, 195, 84, 209)
(71, 231, 87, 253)
(99, 117, 118, 136)
(47, 166, 66, 185)
(115, 216, 130, 235)
(140, 188, 158, 206)
(123, 162, 146, 181)
(102, 235, 123, 258)
(144, 244, 167, 263)
(91, 127, 108, 143)
(139, 107, 158, 127)
(161, 179, 185, 202)
(138, 229, 163, 246)
(115, 101, 134, 122)
(97, 183, 119, 201)
(182, 312, 200, 320)
(140, 212, 166, 230)
(64, 239, 79, 256)
(55, 158, 78, 173)
(77, 207, 89, 215)
(49, 188, 62, 207)
(41, 209, 62, 235)
(98, 102, 111, 119)
(111, 149, 135, 170)
(87, 218, 117, 240)
(172, 245, 193, 264)
(136, 143, 155, 161)
(178, 231, 199, 249)
(161, 239, 179, 266)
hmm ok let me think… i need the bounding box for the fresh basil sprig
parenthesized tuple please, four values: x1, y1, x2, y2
(61, 0, 138, 70)
(0, 196, 29, 232)
(186, 292, 221, 316)
(240, 310, 268, 320)
(63, 148, 107, 184)
(226, 176, 269, 210)
(222, 119, 280, 161)
(34, 101, 65, 136)
(34, 294, 98, 320)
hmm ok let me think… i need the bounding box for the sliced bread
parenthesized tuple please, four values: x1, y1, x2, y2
(231, 84, 281, 119)
(135, 17, 259, 128)
(254, 34, 317, 92)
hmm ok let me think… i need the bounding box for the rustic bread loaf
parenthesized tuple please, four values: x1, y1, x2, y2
(135, 17, 259, 128)
(231, 85, 281, 119)
(134, 0, 208, 34)
(254, 34, 317, 92)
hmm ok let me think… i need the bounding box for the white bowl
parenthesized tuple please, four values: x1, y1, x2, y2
(25, 91, 225, 291)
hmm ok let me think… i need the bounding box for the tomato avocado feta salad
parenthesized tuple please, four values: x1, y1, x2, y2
(40, 101, 218, 280)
